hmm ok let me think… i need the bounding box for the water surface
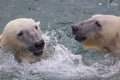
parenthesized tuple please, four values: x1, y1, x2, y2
(0, 0, 120, 80)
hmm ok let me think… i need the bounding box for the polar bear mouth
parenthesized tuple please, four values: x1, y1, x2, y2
(33, 49, 43, 56)
(28, 47, 44, 56)
(73, 31, 87, 42)
(74, 35, 87, 42)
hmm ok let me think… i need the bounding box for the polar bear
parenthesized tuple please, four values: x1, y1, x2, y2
(72, 14, 120, 53)
(0, 18, 45, 63)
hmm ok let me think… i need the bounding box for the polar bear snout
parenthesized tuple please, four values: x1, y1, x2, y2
(27, 39, 45, 56)
(71, 19, 102, 42)
(71, 25, 79, 35)
(71, 24, 87, 42)
(34, 39, 45, 49)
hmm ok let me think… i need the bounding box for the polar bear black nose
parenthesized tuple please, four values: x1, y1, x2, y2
(71, 25, 79, 34)
(34, 40, 45, 49)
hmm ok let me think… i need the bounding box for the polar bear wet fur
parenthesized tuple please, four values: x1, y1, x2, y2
(72, 14, 120, 53)
(0, 18, 45, 63)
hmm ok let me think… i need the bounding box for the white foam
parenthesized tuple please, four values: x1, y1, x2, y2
(27, 44, 96, 78)
(0, 32, 120, 79)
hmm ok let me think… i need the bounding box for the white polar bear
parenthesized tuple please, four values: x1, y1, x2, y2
(72, 14, 120, 54)
(0, 18, 45, 63)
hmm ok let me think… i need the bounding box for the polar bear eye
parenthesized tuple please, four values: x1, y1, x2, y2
(17, 31, 23, 36)
(35, 26, 38, 30)
(95, 21, 101, 27)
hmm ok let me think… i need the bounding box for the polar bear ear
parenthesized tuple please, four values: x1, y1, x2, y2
(114, 33, 120, 45)
(117, 33, 120, 39)
(0, 35, 2, 42)
(36, 21, 40, 26)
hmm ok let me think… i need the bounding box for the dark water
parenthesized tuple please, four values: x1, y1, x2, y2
(0, 0, 120, 80)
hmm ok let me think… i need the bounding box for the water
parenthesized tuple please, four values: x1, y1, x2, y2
(0, 0, 120, 80)
(0, 32, 119, 80)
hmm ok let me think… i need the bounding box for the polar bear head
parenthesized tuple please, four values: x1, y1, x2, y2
(0, 18, 45, 58)
(72, 14, 120, 52)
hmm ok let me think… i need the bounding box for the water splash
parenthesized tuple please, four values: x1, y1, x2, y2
(0, 33, 120, 80)
(29, 44, 96, 78)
